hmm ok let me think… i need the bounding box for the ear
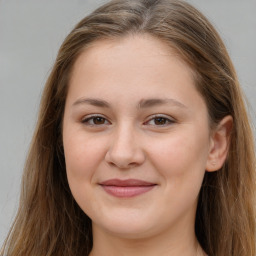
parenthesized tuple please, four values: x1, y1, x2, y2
(206, 115, 233, 172)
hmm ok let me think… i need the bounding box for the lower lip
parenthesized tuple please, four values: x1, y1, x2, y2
(101, 185, 155, 198)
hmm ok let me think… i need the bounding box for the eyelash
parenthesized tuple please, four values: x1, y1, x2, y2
(144, 115, 175, 127)
(81, 115, 111, 126)
(81, 114, 175, 127)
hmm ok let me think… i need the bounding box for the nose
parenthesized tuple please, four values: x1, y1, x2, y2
(105, 125, 145, 169)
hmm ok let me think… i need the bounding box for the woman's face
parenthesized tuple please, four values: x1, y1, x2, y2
(63, 34, 214, 239)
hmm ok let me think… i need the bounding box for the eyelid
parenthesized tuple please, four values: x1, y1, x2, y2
(81, 114, 111, 125)
(80, 113, 175, 127)
(144, 114, 176, 126)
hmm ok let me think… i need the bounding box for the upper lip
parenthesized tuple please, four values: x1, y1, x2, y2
(99, 179, 156, 187)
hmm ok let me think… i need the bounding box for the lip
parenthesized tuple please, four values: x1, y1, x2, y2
(99, 179, 157, 198)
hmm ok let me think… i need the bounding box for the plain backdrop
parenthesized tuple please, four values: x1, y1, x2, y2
(0, 0, 255, 245)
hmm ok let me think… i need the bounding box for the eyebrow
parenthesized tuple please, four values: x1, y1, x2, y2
(138, 98, 187, 109)
(72, 98, 110, 108)
(72, 97, 187, 109)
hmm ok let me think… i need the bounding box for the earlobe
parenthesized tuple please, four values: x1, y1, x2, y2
(206, 115, 233, 172)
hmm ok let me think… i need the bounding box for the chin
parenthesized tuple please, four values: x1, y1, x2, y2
(92, 211, 157, 239)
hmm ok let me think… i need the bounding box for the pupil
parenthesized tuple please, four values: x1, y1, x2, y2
(94, 117, 104, 124)
(155, 117, 166, 125)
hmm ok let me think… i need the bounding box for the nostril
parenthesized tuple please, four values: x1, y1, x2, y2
(108, 161, 137, 169)
(127, 162, 138, 168)
(109, 162, 116, 167)
(105, 142, 146, 169)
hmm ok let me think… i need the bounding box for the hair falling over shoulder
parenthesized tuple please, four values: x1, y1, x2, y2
(1, 0, 255, 255)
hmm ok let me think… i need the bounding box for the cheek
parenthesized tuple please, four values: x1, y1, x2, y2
(63, 131, 108, 213)
(147, 128, 210, 181)
(63, 131, 107, 182)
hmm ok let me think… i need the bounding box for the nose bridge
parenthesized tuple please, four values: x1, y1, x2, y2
(105, 121, 145, 168)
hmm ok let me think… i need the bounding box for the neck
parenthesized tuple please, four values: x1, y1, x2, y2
(89, 224, 205, 256)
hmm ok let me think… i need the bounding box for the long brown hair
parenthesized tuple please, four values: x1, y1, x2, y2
(1, 1, 255, 255)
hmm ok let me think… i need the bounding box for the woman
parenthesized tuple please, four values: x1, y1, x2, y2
(1, 0, 255, 255)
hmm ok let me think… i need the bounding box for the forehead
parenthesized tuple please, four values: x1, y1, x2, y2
(70, 33, 196, 85)
(64, 34, 209, 129)
(66, 34, 205, 113)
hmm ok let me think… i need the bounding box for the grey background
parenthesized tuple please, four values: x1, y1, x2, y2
(0, 0, 255, 245)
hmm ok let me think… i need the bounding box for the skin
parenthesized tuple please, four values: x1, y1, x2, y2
(63, 34, 231, 256)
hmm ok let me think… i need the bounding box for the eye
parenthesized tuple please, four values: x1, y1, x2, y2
(144, 115, 175, 126)
(81, 115, 110, 126)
